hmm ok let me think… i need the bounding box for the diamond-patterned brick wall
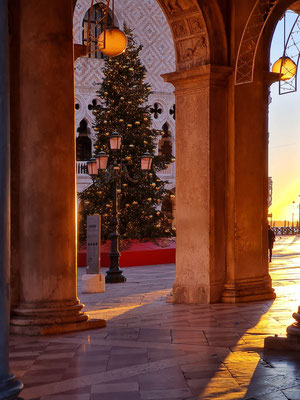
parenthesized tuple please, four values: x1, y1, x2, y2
(74, 0, 176, 92)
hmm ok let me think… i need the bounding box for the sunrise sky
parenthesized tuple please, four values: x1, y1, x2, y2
(269, 11, 300, 222)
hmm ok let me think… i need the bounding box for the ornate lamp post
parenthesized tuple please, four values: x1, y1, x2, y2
(87, 133, 153, 283)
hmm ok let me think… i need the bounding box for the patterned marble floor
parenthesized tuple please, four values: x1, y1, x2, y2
(11, 235, 300, 400)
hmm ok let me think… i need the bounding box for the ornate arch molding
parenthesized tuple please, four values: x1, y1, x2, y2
(156, 0, 209, 70)
(234, 0, 297, 85)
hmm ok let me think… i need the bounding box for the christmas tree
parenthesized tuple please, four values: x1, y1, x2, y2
(79, 26, 175, 242)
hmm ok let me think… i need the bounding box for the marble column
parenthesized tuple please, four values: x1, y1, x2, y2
(163, 65, 230, 303)
(10, 0, 105, 335)
(0, 0, 23, 397)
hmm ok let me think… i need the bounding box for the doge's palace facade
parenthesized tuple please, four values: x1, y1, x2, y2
(73, 0, 176, 192)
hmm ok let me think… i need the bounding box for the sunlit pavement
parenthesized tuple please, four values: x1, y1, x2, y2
(11, 236, 300, 400)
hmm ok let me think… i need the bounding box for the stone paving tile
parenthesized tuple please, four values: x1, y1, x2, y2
(40, 396, 90, 400)
(91, 381, 139, 393)
(282, 385, 300, 400)
(12, 237, 300, 400)
(140, 388, 192, 399)
(138, 366, 188, 390)
(255, 391, 289, 400)
(90, 393, 141, 400)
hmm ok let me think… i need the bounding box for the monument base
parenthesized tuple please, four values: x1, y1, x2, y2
(82, 273, 105, 293)
(264, 335, 300, 351)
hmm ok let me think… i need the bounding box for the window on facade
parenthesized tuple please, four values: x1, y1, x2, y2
(82, 3, 114, 59)
(76, 119, 92, 161)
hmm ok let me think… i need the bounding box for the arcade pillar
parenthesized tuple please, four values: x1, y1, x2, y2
(164, 65, 230, 303)
(9, 0, 105, 334)
(0, 0, 23, 397)
(222, 62, 276, 302)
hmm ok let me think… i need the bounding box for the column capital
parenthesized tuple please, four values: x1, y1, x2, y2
(162, 64, 233, 91)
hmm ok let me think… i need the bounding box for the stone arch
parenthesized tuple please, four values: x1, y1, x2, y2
(74, 0, 228, 70)
(264, 0, 300, 56)
(155, 0, 228, 70)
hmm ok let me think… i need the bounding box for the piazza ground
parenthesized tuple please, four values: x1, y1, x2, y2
(10, 236, 300, 400)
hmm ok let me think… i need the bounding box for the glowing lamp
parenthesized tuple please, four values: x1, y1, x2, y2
(109, 132, 122, 150)
(87, 158, 98, 175)
(141, 152, 153, 170)
(98, 28, 127, 57)
(96, 151, 109, 170)
(272, 57, 297, 81)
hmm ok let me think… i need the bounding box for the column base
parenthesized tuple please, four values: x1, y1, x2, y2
(10, 299, 106, 335)
(0, 374, 23, 400)
(10, 318, 106, 336)
(105, 269, 126, 284)
(221, 276, 276, 303)
(172, 282, 209, 304)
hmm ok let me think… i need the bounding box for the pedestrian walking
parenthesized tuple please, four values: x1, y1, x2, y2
(268, 225, 275, 262)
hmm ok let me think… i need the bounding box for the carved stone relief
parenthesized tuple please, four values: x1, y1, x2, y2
(172, 20, 188, 38)
(177, 36, 207, 63)
(187, 16, 205, 35)
(158, 0, 210, 69)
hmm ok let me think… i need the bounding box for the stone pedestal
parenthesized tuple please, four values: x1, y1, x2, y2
(265, 313, 300, 350)
(0, 0, 23, 397)
(265, 335, 300, 351)
(82, 274, 106, 293)
(265, 307, 300, 350)
(9, 0, 105, 335)
(163, 65, 230, 303)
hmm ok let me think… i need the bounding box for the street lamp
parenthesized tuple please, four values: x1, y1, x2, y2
(88, 132, 153, 283)
(140, 152, 153, 170)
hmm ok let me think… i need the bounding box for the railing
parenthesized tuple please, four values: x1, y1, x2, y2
(77, 161, 88, 175)
(274, 227, 300, 236)
(158, 164, 174, 176)
(77, 161, 175, 177)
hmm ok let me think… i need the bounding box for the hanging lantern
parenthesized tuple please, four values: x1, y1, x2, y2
(85, 0, 127, 58)
(109, 132, 122, 150)
(96, 151, 109, 170)
(272, 57, 297, 81)
(98, 28, 127, 57)
(87, 158, 98, 175)
(141, 152, 153, 170)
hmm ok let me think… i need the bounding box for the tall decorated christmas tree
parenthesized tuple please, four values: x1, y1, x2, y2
(79, 26, 175, 242)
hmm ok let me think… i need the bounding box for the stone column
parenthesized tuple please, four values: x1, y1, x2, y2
(0, 0, 23, 397)
(10, 0, 105, 335)
(163, 65, 230, 303)
(221, 56, 276, 302)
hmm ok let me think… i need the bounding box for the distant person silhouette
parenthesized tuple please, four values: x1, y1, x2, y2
(268, 225, 276, 263)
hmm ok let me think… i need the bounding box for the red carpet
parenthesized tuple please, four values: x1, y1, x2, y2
(77, 238, 176, 268)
